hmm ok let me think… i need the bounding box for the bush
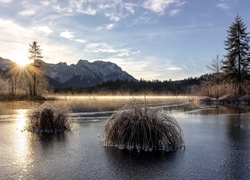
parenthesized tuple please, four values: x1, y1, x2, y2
(103, 102, 185, 152)
(27, 103, 71, 133)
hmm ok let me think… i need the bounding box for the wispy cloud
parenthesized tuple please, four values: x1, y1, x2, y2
(84, 42, 139, 57)
(98, 2, 137, 22)
(97, 23, 115, 30)
(216, 0, 237, 10)
(51, 1, 91, 16)
(51, 0, 135, 21)
(217, 2, 230, 9)
(85, 43, 117, 53)
(169, 9, 180, 17)
(81, 6, 97, 15)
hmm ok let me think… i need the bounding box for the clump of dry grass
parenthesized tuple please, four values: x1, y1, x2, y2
(27, 103, 72, 133)
(103, 102, 185, 152)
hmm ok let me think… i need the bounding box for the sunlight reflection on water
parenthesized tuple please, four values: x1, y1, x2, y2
(13, 109, 33, 179)
(16, 109, 28, 131)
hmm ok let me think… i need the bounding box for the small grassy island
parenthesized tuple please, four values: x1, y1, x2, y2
(26, 103, 72, 133)
(103, 102, 185, 152)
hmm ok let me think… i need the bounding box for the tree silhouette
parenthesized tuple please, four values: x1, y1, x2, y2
(28, 41, 43, 96)
(222, 15, 250, 94)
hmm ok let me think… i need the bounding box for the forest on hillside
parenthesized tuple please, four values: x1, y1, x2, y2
(53, 77, 202, 95)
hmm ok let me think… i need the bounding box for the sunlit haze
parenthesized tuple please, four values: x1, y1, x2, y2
(14, 59, 30, 67)
(0, 0, 250, 80)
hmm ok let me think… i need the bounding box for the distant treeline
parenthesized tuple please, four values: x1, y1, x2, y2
(53, 77, 202, 95)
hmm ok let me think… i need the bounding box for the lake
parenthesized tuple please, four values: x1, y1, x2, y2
(0, 96, 250, 180)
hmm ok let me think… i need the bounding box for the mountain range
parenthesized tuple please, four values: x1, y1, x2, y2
(0, 57, 136, 88)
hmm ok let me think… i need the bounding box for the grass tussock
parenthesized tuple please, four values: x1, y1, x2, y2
(103, 102, 185, 152)
(27, 102, 72, 133)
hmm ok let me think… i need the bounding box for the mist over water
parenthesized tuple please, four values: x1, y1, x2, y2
(0, 96, 250, 179)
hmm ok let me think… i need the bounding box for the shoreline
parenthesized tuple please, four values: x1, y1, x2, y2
(198, 95, 250, 105)
(0, 95, 55, 101)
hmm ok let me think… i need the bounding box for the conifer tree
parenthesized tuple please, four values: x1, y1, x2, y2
(222, 15, 250, 94)
(28, 41, 43, 96)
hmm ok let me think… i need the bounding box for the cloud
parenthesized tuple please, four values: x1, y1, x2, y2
(124, 2, 137, 14)
(75, 39, 87, 43)
(80, 6, 97, 15)
(166, 66, 183, 71)
(49, 1, 136, 22)
(131, 13, 152, 26)
(84, 43, 117, 53)
(17, 1, 43, 17)
(0, 19, 44, 62)
(103, 57, 153, 80)
(40, 0, 50, 7)
(117, 49, 140, 57)
(60, 30, 74, 39)
(0, 0, 13, 3)
(97, 23, 115, 30)
(97, 1, 137, 22)
(0, 18, 34, 41)
(143, 0, 182, 14)
(216, 0, 238, 10)
(18, 9, 36, 16)
(217, 0, 230, 9)
(51, 1, 96, 16)
(84, 42, 140, 57)
(60, 30, 86, 44)
(143, 0, 175, 14)
(0, 18, 83, 65)
(36, 26, 53, 35)
(169, 9, 180, 17)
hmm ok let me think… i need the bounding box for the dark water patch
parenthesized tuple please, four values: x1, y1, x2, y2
(103, 146, 185, 180)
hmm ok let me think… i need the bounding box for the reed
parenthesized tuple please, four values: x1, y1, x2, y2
(27, 102, 71, 133)
(103, 102, 185, 152)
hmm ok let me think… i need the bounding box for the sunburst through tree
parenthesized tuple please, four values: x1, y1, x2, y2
(1, 42, 49, 98)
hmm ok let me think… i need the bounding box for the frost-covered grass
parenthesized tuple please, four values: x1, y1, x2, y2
(103, 102, 185, 152)
(27, 102, 72, 133)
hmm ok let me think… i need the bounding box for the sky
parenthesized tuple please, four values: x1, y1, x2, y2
(1, 0, 250, 81)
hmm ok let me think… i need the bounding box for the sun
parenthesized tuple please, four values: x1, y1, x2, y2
(14, 59, 30, 67)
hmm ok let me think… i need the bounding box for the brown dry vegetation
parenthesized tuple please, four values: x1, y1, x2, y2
(103, 101, 185, 152)
(197, 82, 250, 104)
(27, 102, 72, 133)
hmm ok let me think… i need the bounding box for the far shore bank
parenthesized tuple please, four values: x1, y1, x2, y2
(198, 95, 250, 105)
(0, 95, 55, 101)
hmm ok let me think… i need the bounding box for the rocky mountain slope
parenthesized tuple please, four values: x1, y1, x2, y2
(0, 57, 136, 88)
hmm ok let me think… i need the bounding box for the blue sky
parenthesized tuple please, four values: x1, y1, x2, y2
(1, 0, 250, 80)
